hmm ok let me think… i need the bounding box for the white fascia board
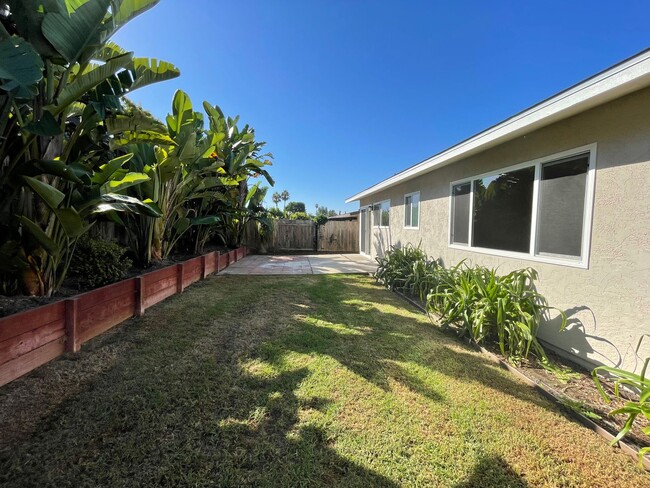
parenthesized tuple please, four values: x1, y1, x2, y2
(346, 49, 650, 203)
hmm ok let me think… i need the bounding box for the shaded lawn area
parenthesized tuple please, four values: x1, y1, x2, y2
(0, 275, 647, 487)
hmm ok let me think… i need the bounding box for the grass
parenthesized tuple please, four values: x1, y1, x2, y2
(0, 274, 648, 487)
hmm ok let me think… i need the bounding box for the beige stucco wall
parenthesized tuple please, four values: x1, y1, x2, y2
(360, 87, 650, 372)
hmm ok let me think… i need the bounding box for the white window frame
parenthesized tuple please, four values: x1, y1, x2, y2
(403, 191, 420, 229)
(373, 199, 391, 228)
(447, 143, 597, 269)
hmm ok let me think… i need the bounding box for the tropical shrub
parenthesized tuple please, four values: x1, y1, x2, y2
(375, 244, 438, 298)
(0, 1, 178, 294)
(70, 236, 132, 288)
(428, 264, 566, 362)
(375, 246, 566, 362)
(592, 336, 650, 466)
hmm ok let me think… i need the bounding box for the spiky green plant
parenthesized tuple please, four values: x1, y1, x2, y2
(592, 335, 650, 467)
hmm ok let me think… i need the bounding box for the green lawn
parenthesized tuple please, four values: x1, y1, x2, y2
(0, 275, 647, 487)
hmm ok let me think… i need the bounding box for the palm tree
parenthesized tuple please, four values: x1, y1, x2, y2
(280, 190, 290, 212)
(272, 191, 281, 208)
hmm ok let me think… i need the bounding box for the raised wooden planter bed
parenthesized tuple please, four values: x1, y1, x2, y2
(0, 247, 247, 388)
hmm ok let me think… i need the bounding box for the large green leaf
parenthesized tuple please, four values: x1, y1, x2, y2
(91, 153, 134, 185)
(19, 216, 60, 255)
(0, 36, 44, 98)
(23, 176, 65, 209)
(18, 159, 85, 183)
(166, 89, 193, 138)
(93, 40, 127, 62)
(24, 110, 63, 136)
(47, 52, 133, 115)
(111, 0, 160, 27)
(100, 172, 150, 194)
(128, 57, 180, 91)
(54, 207, 86, 238)
(42, 0, 110, 64)
(80, 193, 162, 217)
(109, 130, 176, 149)
(6, 1, 62, 59)
(106, 113, 168, 134)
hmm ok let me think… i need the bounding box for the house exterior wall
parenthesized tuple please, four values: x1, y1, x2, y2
(359, 87, 650, 372)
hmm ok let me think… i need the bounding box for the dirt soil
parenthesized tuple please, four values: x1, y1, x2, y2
(517, 350, 650, 451)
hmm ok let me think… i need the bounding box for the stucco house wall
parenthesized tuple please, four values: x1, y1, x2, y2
(359, 86, 650, 372)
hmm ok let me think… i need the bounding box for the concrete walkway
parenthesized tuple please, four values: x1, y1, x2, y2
(221, 253, 377, 275)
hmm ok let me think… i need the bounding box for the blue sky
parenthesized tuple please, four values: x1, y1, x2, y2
(113, 1, 650, 213)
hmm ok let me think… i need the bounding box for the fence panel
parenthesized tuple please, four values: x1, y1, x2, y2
(318, 220, 359, 252)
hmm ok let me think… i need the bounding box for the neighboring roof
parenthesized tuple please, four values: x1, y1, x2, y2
(328, 211, 359, 221)
(346, 48, 650, 203)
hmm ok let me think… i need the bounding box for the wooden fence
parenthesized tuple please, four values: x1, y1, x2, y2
(244, 219, 358, 253)
(318, 220, 359, 252)
(0, 247, 249, 387)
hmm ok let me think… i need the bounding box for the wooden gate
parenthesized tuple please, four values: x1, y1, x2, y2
(272, 220, 315, 251)
(317, 220, 358, 252)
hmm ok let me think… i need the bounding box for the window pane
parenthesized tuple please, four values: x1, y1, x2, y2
(404, 196, 412, 226)
(451, 183, 470, 244)
(411, 193, 419, 227)
(381, 204, 390, 226)
(373, 205, 381, 227)
(472, 166, 534, 252)
(536, 155, 589, 257)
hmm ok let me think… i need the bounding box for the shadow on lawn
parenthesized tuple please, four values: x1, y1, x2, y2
(453, 454, 529, 488)
(0, 276, 400, 487)
(270, 275, 555, 411)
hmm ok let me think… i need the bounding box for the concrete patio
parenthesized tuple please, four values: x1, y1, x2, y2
(222, 253, 377, 275)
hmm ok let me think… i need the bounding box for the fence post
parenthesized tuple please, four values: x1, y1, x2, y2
(201, 255, 207, 279)
(135, 276, 145, 316)
(65, 298, 79, 353)
(176, 263, 184, 294)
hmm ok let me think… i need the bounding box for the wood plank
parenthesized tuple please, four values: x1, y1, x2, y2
(76, 279, 135, 312)
(0, 338, 65, 387)
(144, 286, 176, 309)
(0, 320, 65, 366)
(144, 276, 177, 297)
(183, 257, 202, 286)
(77, 292, 135, 342)
(218, 254, 228, 271)
(204, 252, 217, 275)
(0, 301, 66, 343)
(142, 265, 176, 284)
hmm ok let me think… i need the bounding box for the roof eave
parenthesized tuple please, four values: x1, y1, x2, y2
(346, 48, 650, 204)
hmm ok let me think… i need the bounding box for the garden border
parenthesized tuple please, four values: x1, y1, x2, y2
(392, 289, 650, 472)
(0, 247, 249, 388)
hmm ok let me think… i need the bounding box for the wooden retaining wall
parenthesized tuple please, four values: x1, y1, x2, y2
(0, 247, 247, 388)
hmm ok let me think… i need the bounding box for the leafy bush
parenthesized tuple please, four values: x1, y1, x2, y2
(375, 245, 566, 363)
(313, 214, 328, 226)
(70, 237, 133, 289)
(287, 211, 311, 220)
(592, 336, 650, 466)
(428, 263, 565, 362)
(375, 244, 441, 301)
